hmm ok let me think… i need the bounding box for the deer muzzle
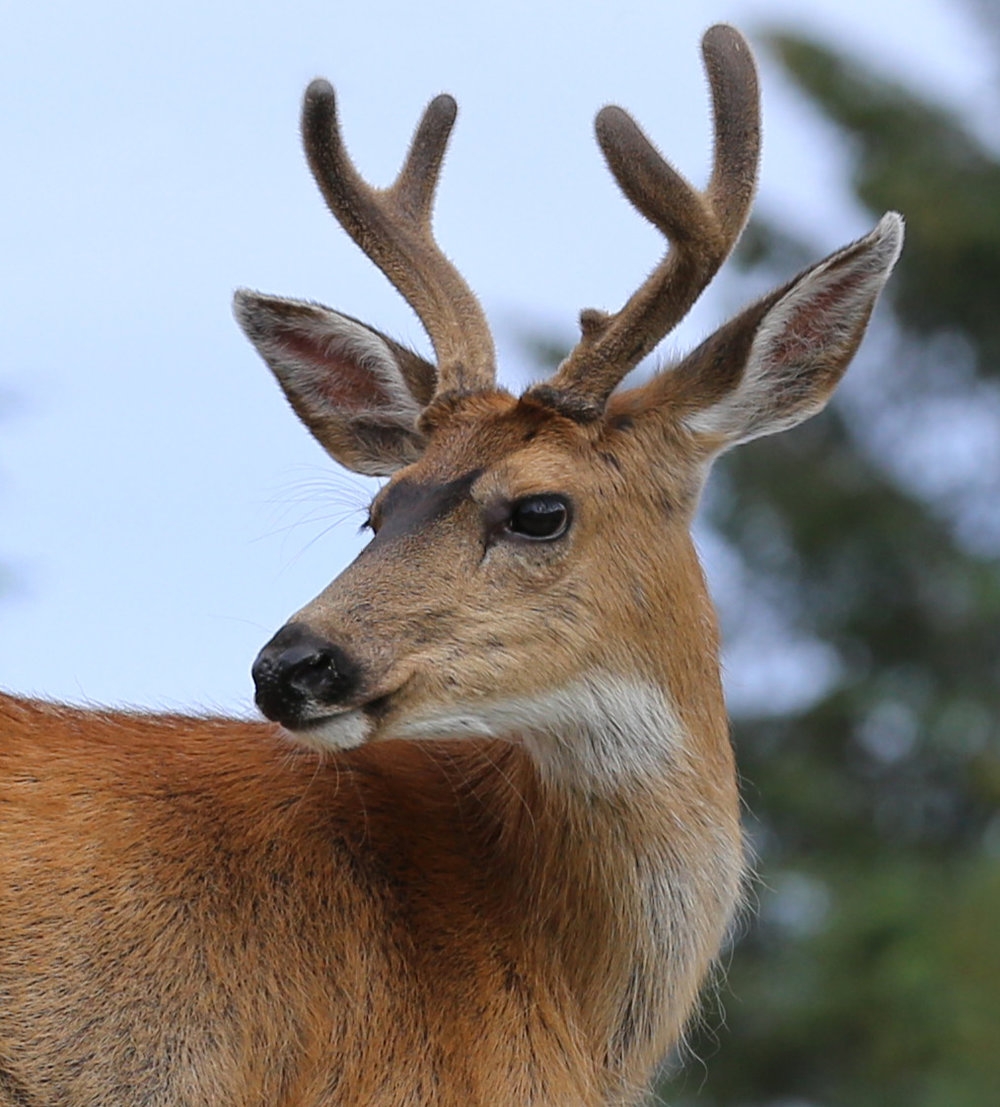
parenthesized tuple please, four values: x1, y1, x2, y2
(251, 622, 363, 730)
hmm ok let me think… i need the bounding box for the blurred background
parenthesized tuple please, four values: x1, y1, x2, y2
(2, 0, 998, 1103)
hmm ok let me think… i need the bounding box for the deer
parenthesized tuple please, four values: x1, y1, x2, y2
(0, 24, 901, 1107)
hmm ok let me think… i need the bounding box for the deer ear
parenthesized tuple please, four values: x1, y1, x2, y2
(637, 213, 903, 451)
(233, 290, 437, 476)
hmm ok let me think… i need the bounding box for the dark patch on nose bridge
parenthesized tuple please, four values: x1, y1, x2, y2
(372, 468, 484, 546)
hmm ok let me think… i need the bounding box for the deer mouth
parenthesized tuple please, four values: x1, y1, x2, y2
(281, 687, 402, 752)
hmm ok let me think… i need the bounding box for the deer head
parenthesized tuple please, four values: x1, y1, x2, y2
(235, 25, 902, 784)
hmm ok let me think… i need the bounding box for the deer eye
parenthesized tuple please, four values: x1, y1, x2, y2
(505, 495, 571, 541)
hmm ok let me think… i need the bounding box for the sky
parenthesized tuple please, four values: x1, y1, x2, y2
(0, 0, 992, 715)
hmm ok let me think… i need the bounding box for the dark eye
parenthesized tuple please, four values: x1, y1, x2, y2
(506, 494, 571, 541)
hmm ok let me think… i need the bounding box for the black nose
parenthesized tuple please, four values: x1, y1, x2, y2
(252, 623, 361, 728)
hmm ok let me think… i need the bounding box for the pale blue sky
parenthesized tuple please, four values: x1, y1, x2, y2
(0, 0, 991, 713)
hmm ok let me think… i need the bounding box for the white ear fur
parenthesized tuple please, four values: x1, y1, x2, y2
(233, 290, 423, 424)
(233, 290, 431, 476)
(685, 212, 904, 447)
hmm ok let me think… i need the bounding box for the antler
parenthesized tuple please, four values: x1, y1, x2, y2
(527, 24, 761, 421)
(301, 81, 496, 398)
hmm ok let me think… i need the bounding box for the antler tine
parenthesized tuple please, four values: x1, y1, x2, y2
(703, 25, 761, 240)
(301, 80, 496, 398)
(528, 24, 760, 421)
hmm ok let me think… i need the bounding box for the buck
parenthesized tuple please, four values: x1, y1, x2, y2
(0, 25, 901, 1107)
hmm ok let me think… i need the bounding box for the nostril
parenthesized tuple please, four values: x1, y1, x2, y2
(252, 623, 362, 727)
(283, 645, 345, 700)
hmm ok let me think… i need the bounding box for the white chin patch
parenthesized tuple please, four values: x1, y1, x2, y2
(389, 674, 686, 788)
(282, 710, 371, 753)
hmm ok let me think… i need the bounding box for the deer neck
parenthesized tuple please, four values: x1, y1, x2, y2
(442, 675, 743, 1087)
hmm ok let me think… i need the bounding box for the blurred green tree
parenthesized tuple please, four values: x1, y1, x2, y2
(654, 18, 1000, 1107)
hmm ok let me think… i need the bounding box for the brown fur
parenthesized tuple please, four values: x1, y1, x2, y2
(0, 692, 736, 1105)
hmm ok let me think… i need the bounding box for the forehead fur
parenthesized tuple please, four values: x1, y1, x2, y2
(398, 387, 702, 518)
(412, 392, 598, 479)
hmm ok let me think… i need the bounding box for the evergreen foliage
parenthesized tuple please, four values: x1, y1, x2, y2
(658, 19, 1000, 1107)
